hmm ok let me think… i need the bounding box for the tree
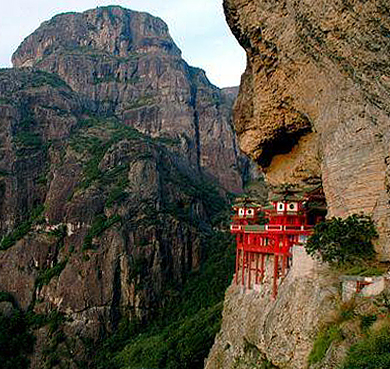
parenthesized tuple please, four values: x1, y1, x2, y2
(305, 214, 378, 265)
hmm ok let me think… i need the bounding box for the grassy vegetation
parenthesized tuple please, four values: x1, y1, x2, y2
(0, 204, 45, 251)
(338, 263, 387, 277)
(340, 323, 390, 369)
(309, 324, 343, 365)
(15, 131, 42, 149)
(35, 259, 68, 288)
(0, 219, 32, 250)
(83, 214, 121, 250)
(308, 290, 390, 368)
(23, 70, 69, 89)
(89, 230, 235, 369)
(308, 299, 357, 365)
(106, 178, 128, 208)
(69, 117, 148, 191)
(116, 304, 223, 369)
(124, 95, 155, 110)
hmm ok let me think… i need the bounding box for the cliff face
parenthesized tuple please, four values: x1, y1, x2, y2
(0, 68, 208, 363)
(13, 6, 244, 192)
(206, 254, 336, 369)
(206, 1, 390, 368)
(223, 0, 390, 258)
(0, 7, 244, 367)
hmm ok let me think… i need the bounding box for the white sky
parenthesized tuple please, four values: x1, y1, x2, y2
(0, 0, 246, 87)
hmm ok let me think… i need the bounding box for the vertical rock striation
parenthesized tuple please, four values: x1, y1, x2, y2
(13, 6, 245, 192)
(223, 0, 390, 258)
(206, 1, 390, 369)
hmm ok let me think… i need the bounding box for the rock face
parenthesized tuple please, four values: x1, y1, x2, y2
(206, 1, 390, 369)
(206, 252, 336, 369)
(0, 6, 245, 367)
(13, 6, 244, 192)
(223, 0, 390, 259)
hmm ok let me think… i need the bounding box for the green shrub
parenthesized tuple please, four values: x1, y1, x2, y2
(0, 291, 16, 306)
(360, 314, 377, 331)
(0, 220, 32, 250)
(340, 325, 390, 369)
(83, 214, 121, 250)
(106, 186, 128, 208)
(26, 70, 68, 89)
(0, 310, 35, 369)
(0, 204, 45, 250)
(36, 259, 68, 288)
(15, 131, 42, 148)
(305, 214, 378, 265)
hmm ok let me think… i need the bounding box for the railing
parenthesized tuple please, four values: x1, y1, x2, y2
(231, 215, 258, 221)
(230, 224, 242, 232)
(266, 225, 283, 231)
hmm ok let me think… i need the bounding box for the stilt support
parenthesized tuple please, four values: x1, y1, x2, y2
(273, 254, 279, 299)
(235, 248, 240, 285)
(247, 253, 252, 289)
(260, 254, 265, 283)
(241, 251, 246, 286)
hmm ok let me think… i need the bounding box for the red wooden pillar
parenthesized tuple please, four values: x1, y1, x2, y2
(235, 248, 240, 285)
(273, 254, 279, 299)
(255, 253, 259, 284)
(281, 254, 288, 278)
(275, 235, 280, 254)
(247, 252, 252, 289)
(260, 254, 265, 283)
(241, 251, 246, 286)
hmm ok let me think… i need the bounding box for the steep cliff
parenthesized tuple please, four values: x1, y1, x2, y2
(206, 253, 337, 369)
(223, 0, 390, 258)
(0, 7, 244, 368)
(206, 1, 390, 368)
(13, 6, 244, 193)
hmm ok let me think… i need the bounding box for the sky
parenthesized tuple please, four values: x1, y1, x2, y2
(0, 0, 246, 87)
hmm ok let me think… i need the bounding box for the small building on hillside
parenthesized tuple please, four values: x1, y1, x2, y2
(230, 186, 326, 297)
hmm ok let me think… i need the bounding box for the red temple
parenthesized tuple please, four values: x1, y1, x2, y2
(230, 187, 326, 298)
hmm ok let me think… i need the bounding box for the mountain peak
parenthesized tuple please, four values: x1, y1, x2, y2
(12, 6, 181, 68)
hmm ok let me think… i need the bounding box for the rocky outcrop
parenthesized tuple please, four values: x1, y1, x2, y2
(206, 252, 336, 369)
(13, 6, 245, 193)
(223, 0, 390, 259)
